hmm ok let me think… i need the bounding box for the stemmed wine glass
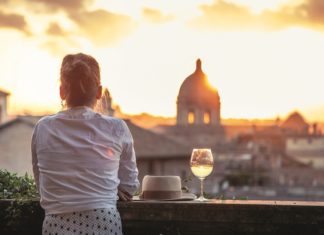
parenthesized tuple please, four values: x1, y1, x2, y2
(190, 148, 214, 201)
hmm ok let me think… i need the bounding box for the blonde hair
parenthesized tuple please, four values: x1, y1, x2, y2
(60, 53, 101, 107)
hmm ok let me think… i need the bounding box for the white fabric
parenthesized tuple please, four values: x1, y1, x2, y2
(31, 106, 140, 215)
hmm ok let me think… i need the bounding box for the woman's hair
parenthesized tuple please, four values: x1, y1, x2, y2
(60, 53, 101, 107)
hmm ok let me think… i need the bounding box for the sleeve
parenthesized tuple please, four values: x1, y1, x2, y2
(31, 124, 40, 192)
(118, 120, 140, 195)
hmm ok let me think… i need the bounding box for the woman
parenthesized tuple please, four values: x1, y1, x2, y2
(31, 53, 139, 235)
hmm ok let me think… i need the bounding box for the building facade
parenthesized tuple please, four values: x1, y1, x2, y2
(286, 136, 324, 169)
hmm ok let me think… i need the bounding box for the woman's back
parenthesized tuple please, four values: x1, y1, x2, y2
(33, 106, 138, 215)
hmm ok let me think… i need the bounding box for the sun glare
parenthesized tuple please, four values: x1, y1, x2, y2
(228, 0, 293, 14)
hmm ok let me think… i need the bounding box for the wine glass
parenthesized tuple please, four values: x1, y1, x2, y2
(190, 148, 214, 201)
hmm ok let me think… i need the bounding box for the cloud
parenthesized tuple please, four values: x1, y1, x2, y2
(142, 8, 174, 24)
(1, 0, 136, 47)
(28, 0, 90, 13)
(43, 23, 82, 56)
(1, 0, 136, 48)
(192, 0, 257, 30)
(298, 0, 324, 22)
(260, 0, 324, 30)
(191, 0, 324, 31)
(41, 40, 74, 57)
(46, 22, 67, 36)
(277, 0, 324, 29)
(69, 9, 136, 46)
(0, 10, 30, 34)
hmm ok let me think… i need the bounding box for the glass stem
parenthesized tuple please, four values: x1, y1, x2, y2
(200, 178, 204, 199)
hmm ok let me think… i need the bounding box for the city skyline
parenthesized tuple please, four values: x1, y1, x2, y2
(0, 0, 324, 121)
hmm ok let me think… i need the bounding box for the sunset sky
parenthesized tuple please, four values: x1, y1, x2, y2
(0, 0, 324, 121)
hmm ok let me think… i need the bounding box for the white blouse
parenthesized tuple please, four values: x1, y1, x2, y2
(31, 106, 140, 215)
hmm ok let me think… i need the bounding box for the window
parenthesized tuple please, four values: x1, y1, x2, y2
(204, 111, 211, 124)
(188, 111, 195, 124)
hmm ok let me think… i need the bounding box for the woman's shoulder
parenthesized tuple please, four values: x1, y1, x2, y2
(35, 114, 58, 126)
(98, 115, 127, 128)
(31, 114, 60, 134)
(96, 115, 130, 138)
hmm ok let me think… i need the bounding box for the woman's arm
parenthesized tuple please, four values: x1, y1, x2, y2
(31, 125, 40, 192)
(118, 120, 140, 197)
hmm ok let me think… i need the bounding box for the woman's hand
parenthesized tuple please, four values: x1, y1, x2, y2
(118, 189, 133, 201)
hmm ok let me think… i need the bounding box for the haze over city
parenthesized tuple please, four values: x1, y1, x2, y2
(0, 0, 324, 121)
(2, 0, 324, 212)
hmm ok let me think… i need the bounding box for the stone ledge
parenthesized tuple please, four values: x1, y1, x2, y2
(120, 200, 324, 235)
(1, 200, 324, 235)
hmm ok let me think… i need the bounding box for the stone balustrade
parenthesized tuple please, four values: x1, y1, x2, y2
(1, 199, 324, 235)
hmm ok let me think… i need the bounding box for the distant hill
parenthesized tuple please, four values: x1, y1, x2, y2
(221, 118, 277, 126)
(118, 111, 324, 134)
(116, 112, 176, 129)
(116, 111, 279, 129)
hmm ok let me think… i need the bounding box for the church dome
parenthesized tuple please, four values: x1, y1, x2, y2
(281, 111, 309, 134)
(177, 59, 219, 108)
(176, 59, 221, 126)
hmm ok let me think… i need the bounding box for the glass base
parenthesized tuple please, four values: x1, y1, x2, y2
(196, 195, 209, 202)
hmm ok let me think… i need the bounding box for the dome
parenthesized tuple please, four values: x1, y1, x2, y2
(176, 59, 221, 126)
(281, 111, 309, 134)
(177, 59, 219, 108)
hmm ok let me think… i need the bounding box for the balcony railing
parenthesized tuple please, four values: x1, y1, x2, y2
(1, 199, 324, 235)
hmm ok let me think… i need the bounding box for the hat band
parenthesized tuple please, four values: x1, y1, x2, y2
(142, 190, 182, 200)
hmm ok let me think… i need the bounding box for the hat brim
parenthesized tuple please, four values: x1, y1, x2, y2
(133, 192, 197, 201)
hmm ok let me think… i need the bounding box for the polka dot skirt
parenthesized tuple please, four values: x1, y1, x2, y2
(42, 207, 122, 235)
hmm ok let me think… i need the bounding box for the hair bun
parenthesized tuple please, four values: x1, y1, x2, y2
(66, 60, 91, 81)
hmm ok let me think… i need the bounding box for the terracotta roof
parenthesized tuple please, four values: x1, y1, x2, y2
(0, 117, 37, 131)
(125, 120, 191, 158)
(0, 115, 191, 159)
(150, 124, 226, 153)
(282, 154, 310, 167)
(17, 115, 43, 125)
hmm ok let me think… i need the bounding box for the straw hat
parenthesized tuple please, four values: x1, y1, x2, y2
(138, 175, 196, 201)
